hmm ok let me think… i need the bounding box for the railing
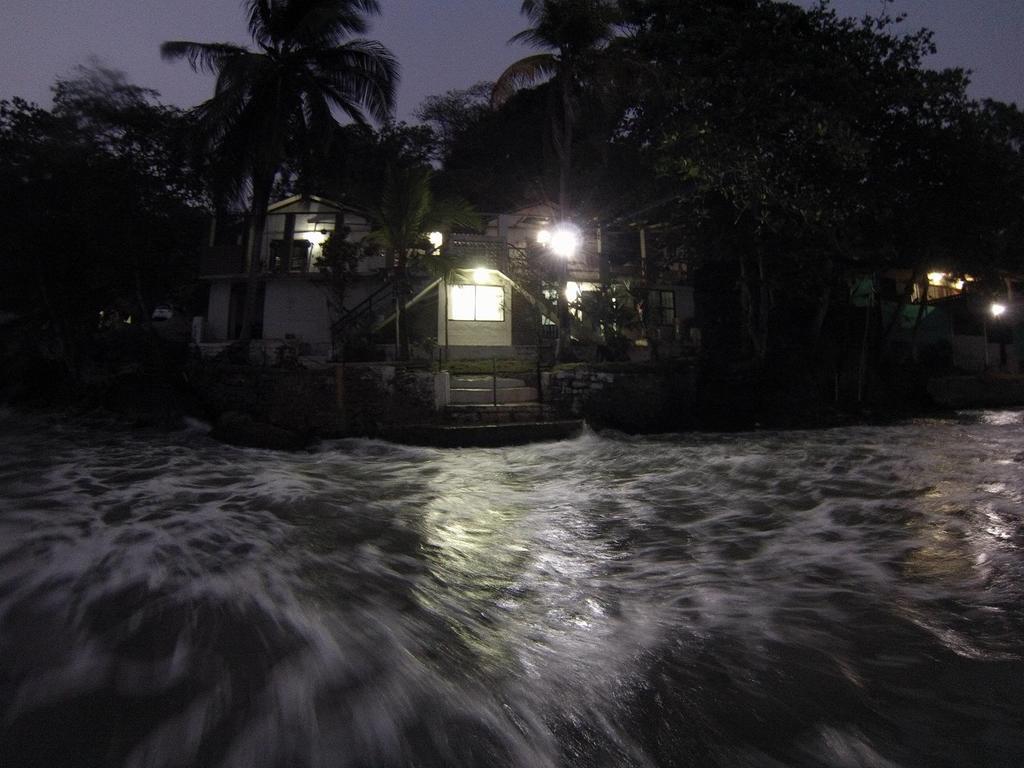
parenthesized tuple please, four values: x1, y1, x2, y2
(446, 357, 546, 406)
(448, 235, 509, 273)
(332, 278, 394, 336)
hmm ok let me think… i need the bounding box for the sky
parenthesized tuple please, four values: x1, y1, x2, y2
(2, 0, 1022, 122)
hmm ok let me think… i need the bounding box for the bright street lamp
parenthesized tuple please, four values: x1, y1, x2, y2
(991, 302, 1007, 318)
(549, 224, 580, 259)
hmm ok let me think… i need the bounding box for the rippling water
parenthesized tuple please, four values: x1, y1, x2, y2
(0, 408, 1021, 768)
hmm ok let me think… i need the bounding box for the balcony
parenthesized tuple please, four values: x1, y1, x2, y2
(200, 239, 321, 278)
(447, 235, 509, 273)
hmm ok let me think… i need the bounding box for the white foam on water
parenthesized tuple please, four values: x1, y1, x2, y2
(0, 412, 1022, 766)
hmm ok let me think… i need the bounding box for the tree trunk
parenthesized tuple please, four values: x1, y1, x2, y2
(811, 257, 834, 342)
(558, 59, 573, 220)
(910, 275, 928, 363)
(738, 250, 766, 364)
(553, 54, 574, 362)
(238, 173, 273, 343)
(756, 244, 769, 365)
(34, 253, 79, 382)
(880, 264, 919, 345)
(239, 80, 283, 346)
(857, 277, 874, 404)
(395, 248, 410, 361)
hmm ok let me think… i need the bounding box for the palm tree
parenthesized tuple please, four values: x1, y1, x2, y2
(162, 0, 397, 342)
(366, 165, 479, 361)
(492, 0, 618, 219)
(493, 0, 617, 360)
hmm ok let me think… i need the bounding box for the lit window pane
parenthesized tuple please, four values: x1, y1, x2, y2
(449, 285, 476, 320)
(475, 286, 504, 321)
(449, 284, 505, 321)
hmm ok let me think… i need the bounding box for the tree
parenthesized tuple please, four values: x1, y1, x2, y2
(161, 0, 397, 342)
(290, 120, 435, 205)
(607, 0, 1024, 415)
(492, 0, 620, 361)
(365, 165, 479, 361)
(493, 0, 618, 218)
(0, 68, 207, 383)
(426, 85, 549, 212)
(415, 81, 493, 165)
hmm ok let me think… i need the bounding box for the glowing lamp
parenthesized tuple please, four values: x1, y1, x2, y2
(536, 229, 551, 246)
(304, 230, 328, 246)
(428, 231, 444, 250)
(991, 302, 1007, 318)
(549, 225, 580, 259)
(927, 272, 946, 285)
(473, 268, 490, 284)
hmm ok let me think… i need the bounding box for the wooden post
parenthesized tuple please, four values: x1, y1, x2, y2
(492, 357, 498, 407)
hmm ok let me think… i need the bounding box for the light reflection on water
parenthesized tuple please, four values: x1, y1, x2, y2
(0, 409, 1021, 767)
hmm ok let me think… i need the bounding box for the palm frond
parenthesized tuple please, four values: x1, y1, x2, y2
(520, 0, 545, 27)
(509, 27, 553, 49)
(424, 196, 482, 235)
(491, 54, 558, 107)
(245, 0, 275, 48)
(160, 42, 251, 75)
(311, 41, 399, 122)
(278, 0, 381, 47)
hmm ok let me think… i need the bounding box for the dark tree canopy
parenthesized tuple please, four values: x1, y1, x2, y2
(0, 67, 208, 378)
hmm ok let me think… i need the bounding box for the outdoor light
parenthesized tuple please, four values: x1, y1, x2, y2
(536, 228, 551, 246)
(927, 272, 947, 285)
(549, 225, 580, 259)
(473, 268, 490, 284)
(428, 231, 443, 250)
(305, 230, 328, 246)
(991, 302, 1007, 317)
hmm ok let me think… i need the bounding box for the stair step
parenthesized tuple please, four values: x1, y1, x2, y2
(445, 403, 550, 425)
(449, 375, 528, 389)
(450, 386, 539, 404)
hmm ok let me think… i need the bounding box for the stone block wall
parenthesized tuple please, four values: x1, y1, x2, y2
(188, 363, 346, 436)
(543, 364, 698, 433)
(189, 361, 443, 439)
(343, 364, 439, 435)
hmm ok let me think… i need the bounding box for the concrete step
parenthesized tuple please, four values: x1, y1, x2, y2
(450, 386, 539, 404)
(445, 403, 548, 424)
(382, 419, 583, 447)
(449, 375, 528, 389)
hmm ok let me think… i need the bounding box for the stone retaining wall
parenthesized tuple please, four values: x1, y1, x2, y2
(343, 364, 441, 435)
(927, 374, 1024, 408)
(542, 364, 698, 432)
(188, 361, 443, 441)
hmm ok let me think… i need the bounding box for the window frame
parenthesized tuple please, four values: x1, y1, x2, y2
(448, 283, 506, 322)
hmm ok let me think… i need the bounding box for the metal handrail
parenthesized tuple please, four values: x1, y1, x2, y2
(332, 277, 394, 333)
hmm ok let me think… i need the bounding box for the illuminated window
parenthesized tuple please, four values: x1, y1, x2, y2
(449, 284, 504, 321)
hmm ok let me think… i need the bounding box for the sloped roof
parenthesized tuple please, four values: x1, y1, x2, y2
(266, 194, 354, 214)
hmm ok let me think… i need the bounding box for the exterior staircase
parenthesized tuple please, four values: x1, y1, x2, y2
(449, 375, 538, 404)
(446, 374, 549, 424)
